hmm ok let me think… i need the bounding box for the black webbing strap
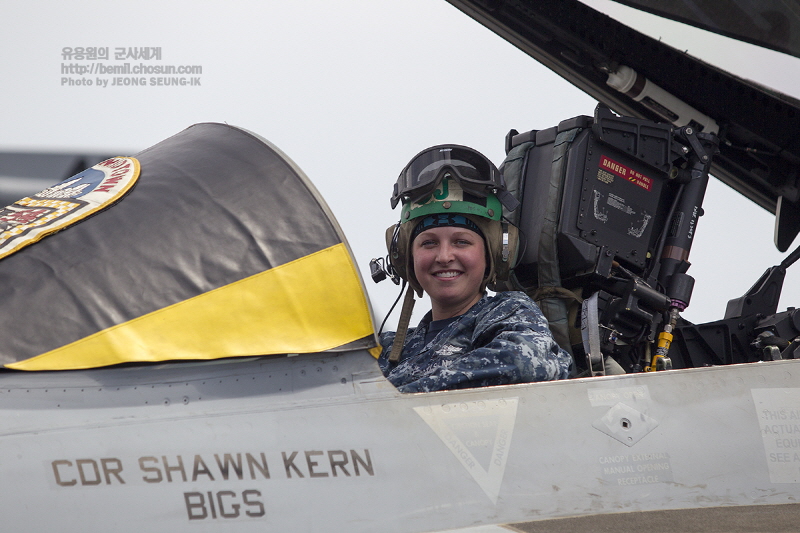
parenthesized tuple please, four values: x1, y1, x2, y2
(536, 128, 579, 355)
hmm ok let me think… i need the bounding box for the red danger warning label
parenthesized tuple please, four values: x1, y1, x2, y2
(599, 155, 653, 192)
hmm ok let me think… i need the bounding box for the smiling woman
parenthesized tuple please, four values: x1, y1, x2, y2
(412, 219, 487, 320)
(376, 145, 573, 393)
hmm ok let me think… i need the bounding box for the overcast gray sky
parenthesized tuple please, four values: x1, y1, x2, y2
(2, 0, 799, 328)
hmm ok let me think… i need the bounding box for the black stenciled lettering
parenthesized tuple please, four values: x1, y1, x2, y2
(328, 450, 351, 477)
(305, 451, 329, 478)
(351, 449, 374, 476)
(183, 490, 265, 522)
(282, 451, 304, 478)
(184, 492, 207, 520)
(77, 459, 101, 486)
(207, 491, 217, 519)
(243, 490, 265, 517)
(52, 460, 77, 486)
(214, 453, 243, 480)
(139, 456, 163, 483)
(52, 458, 124, 487)
(217, 491, 240, 518)
(192, 455, 214, 481)
(246, 453, 270, 479)
(163, 455, 187, 482)
(101, 458, 125, 484)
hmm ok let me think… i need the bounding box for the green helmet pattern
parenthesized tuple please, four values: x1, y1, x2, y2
(400, 177, 502, 224)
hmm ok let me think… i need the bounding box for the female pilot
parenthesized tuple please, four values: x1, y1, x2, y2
(378, 145, 572, 393)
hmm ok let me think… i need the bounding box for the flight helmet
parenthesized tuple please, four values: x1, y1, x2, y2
(386, 144, 519, 296)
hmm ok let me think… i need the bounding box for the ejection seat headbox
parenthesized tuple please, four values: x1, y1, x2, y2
(501, 104, 686, 292)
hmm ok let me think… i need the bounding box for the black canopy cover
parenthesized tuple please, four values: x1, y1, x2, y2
(0, 123, 376, 370)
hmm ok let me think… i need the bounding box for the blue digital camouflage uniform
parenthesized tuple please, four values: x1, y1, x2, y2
(378, 291, 573, 393)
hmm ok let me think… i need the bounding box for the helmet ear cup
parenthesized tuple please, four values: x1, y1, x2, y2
(384, 223, 402, 277)
(385, 223, 423, 296)
(465, 216, 520, 292)
(494, 223, 519, 283)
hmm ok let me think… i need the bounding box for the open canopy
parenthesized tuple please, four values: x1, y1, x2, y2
(0, 123, 377, 370)
(446, 0, 800, 251)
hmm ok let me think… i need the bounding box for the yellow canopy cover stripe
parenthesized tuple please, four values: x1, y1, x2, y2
(9, 243, 377, 371)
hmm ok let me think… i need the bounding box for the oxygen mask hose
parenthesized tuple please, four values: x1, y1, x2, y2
(648, 271, 694, 371)
(649, 306, 682, 371)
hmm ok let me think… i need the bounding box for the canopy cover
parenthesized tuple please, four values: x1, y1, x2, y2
(0, 123, 377, 370)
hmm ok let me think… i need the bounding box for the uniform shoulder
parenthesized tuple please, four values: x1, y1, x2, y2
(475, 291, 540, 321)
(488, 290, 537, 309)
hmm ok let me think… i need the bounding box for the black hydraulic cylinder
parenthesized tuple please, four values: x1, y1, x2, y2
(658, 129, 718, 293)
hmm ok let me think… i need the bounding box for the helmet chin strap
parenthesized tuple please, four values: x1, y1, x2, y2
(388, 284, 417, 363)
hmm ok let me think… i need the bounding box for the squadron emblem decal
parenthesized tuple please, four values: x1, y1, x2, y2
(414, 398, 518, 504)
(0, 157, 139, 260)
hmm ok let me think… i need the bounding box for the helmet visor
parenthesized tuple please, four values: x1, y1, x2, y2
(391, 145, 504, 208)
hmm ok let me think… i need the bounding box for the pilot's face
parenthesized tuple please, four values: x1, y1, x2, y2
(412, 226, 486, 320)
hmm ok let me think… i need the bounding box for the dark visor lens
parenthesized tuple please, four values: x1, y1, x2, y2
(391, 145, 501, 208)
